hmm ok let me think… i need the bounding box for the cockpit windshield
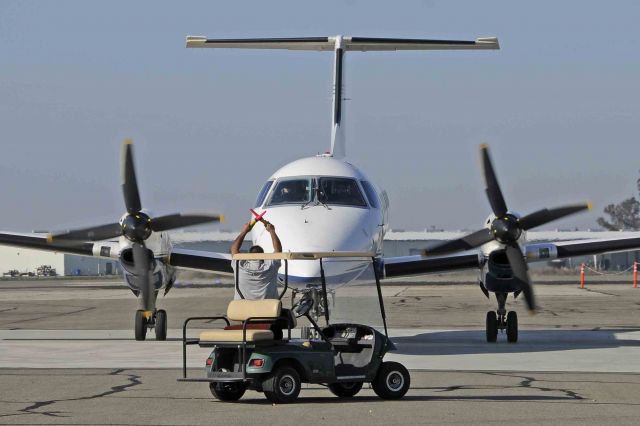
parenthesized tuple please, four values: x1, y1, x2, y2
(268, 178, 312, 205)
(267, 176, 368, 208)
(318, 177, 367, 207)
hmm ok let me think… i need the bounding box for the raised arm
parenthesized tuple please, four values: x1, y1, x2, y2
(231, 223, 252, 255)
(265, 222, 282, 253)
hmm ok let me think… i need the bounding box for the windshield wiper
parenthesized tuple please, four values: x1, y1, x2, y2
(300, 198, 314, 210)
(300, 186, 331, 210)
(314, 187, 331, 210)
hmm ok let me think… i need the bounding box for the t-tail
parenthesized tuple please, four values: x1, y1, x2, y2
(186, 35, 499, 159)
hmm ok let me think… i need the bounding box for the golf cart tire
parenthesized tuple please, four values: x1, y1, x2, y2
(263, 366, 301, 404)
(209, 381, 247, 402)
(134, 310, 146, 341)
(155, 309, 167, 341)
(328, 381, 363, 398)
(372, 361, 410, 400)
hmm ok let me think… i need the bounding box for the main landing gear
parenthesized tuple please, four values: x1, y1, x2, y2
(135, 309, 167, 341)
(485, 292, 518, 343)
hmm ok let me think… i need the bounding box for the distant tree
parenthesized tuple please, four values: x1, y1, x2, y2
(597, 198, 640, 231)
(597, 168, 640, 231)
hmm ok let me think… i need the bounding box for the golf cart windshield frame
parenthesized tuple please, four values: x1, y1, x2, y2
(231, 251, 388, 338)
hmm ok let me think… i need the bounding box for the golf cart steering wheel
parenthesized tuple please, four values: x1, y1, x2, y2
(292, 296, 314, 318)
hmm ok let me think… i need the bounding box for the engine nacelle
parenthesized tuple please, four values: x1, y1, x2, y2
(119, 247, 174, 295)
(482, 250, 520, 293)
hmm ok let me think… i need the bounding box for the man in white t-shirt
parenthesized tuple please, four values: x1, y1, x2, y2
(230, 220, 282, 300)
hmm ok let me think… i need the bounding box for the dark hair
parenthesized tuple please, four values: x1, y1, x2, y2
(249, 245, 264, 253)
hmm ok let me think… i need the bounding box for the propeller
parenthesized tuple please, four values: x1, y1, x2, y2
(48, 139, 223, 311)
(424, 144, 591, 311)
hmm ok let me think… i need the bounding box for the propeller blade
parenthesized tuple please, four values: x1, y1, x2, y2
(480, 144, 508, 217)
(121, 140, 142, 214)
(518, 203, 592, 231)
(149, 213, 224, 232)
(48, 222, 122, 242)
(132, 242, 154, 311)
(423, 228, 494, 256)
(505, 244, 535, 311)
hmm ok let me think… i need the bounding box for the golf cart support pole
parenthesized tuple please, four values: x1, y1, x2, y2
(280, 259, 288, 300)
(372, 257, 389, 338)
(235, 260, 245, 299)
(319, 258, 330, 324)
(182, 316, 230, 379)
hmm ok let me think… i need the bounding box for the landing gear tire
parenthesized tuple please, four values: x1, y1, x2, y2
(328, 381, 363, 398)
(506, 311, 518, 343)
(155, 309, 167, 341)
(134, 310, 147, 341)
(372, 361, 410, 400)
(263, 366, 301, 404)
(209, 381, 247, 402)
(486, 311, 498, 343)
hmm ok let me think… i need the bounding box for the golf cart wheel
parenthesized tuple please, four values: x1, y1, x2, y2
(209, 381, 247, 402)
(485, 311, 498, 343)
(328, 381, 363, 398)
(506, 311, 518, 343)
(134, 310, 147, 341)
(372, 361, 410, 400)
(155, 309, 167, 341)
(262, 366, 301, 404)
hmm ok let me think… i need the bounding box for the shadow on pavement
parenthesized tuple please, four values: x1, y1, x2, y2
(391, 328, 640, 356)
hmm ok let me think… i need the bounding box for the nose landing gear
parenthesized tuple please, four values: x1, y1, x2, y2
(134, 309, 168, 341)
(485, 292, 518, 343)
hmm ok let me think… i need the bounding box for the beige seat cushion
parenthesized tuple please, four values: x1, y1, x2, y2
(199, 329, 274, 342)
(227, 299, 281, 322)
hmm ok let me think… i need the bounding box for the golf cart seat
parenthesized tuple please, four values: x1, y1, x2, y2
(199, 299, 282, 343)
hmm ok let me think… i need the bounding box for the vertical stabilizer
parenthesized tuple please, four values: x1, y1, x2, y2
(186, 35, 499, 159)
(330, 36, 346, 158)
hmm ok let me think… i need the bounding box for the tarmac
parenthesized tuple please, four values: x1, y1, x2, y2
(1, 275, 640, 425)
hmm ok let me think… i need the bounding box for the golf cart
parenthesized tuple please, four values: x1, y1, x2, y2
(178, 251, 410, 403)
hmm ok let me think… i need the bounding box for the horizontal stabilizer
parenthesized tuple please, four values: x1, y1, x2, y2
(186, 36, 499, 51)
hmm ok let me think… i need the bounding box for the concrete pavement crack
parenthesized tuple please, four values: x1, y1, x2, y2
(433, 372, 585, 401)
(2, 369, 142, 419)
(484, 372, 585, 400)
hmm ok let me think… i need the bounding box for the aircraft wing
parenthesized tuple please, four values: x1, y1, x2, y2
(0, 231, 114, 258)
(524, 235, 640, 261)
(383, 235, 640, 278)
(167, 248, 233, 275)
(0, 232, 235, 275)
(383, 252, 481, 278)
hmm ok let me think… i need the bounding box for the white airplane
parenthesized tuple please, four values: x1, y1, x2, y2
(2, 35, 640, 343)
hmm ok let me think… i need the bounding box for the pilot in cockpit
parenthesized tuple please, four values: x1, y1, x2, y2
(279, 181, 308, 203)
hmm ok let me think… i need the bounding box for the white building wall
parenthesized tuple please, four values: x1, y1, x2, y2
(0, 247, 121, 277)
(0, 246, 65, 276)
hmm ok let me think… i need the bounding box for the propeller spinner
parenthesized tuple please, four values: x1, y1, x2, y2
(48, 139, 223, 311)
(424, 144, 591, 311)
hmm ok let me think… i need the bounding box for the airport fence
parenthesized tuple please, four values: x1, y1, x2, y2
(579, 261, 638, 288)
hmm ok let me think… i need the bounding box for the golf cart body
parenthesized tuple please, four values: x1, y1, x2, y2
(179, 252, 409, 403)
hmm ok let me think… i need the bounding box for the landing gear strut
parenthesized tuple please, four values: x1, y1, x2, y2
(485, 292, 518, 343)
(134, 309, 168, 341)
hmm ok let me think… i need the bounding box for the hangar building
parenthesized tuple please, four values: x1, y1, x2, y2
(0, 245, 120, 277)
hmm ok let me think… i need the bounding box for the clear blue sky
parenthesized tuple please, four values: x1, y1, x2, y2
(1, 0, 639, 232)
